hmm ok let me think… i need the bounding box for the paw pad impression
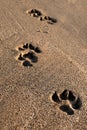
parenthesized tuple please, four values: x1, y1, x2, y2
(27, 8, 57, 25)
(52, 89, 82, 115)
(16, 42, 42, 67)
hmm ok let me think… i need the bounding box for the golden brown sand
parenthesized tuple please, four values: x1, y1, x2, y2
(0, 0, 87, 130)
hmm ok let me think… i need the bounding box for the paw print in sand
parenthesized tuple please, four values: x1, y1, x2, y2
(52, 89, 82, 115)
(26, 9, 57, 25)
(16, 43, 42, 67)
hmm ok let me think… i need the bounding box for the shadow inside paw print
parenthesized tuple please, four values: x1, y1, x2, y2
(52, 91, 61, 103)
(23, 51, 38, 63)
(23, 43, 29, 49)
(18, 47, 25, 51)
(18, 54, 25, 61)
(28, 8, 57, 25)
(59, 105, 74, 115)
(29, 43, 42, 53)
(60, 89, 69, 100)
(29, 43, 35, 50)
(71, 97, 82, 110)
(51, 89, 82, 115)
(68, 90, 76, 101)
(18, 43, 28, 51)
(68, 90, 82, 110)
(23, 60, 33, 67)
(44, 16, 57, 24)
(30, 9, 42, 17)
(16, 43, 42, 67)
(34, 47, 42, 53)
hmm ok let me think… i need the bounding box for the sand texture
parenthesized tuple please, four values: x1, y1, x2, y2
(0, 0, 87, 130)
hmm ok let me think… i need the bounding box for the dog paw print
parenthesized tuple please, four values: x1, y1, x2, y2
(43, 16, 57, 24)
(26, 9, 57, 25)
(16, 43, 42, 67)
(52, 89, 82, 115)
(29, 9, 42, 17)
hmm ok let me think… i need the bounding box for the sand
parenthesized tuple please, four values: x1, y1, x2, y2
(0, 0, 87, 130)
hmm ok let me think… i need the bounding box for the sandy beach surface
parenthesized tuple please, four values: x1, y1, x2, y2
(0, 0, 87, 130)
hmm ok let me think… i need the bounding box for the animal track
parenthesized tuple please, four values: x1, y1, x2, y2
(44, 16, 57, 24)
(23, 60, 33, 67)
(27, 9, 57, 25)
(52, 91, 61, 103)
(59, 105, 74, 115)
(18, 54, 25, 61)
(16, 43, 42, 67)
(30, 9, 42, 17)
(60, 89, 69, 100)
(23, 51, 38, 63)
(51, 89, 82, 115)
